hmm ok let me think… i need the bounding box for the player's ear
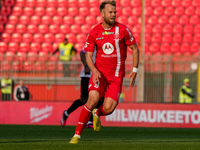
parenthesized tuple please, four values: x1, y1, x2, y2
(101, 10, 104, 18)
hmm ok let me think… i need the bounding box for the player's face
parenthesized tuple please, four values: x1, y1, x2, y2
(102, 4, 116, 26)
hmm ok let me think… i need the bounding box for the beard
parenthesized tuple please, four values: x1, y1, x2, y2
(104, 16, 115, 26)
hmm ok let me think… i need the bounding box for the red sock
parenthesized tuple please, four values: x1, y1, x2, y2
(75, 105, 92, 136)
(96, 104, 107, 116)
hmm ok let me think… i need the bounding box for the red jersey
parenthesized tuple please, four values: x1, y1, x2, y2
(85, 22, 136, 77)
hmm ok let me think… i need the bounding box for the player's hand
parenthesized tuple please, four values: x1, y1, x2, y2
(92, 69, 101, 85)
(128, 72, 137, 86)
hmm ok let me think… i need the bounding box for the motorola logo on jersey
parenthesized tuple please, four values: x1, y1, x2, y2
(102, 42, 114, 54)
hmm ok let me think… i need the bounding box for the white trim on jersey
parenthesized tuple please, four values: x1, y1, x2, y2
(115, 26, 121, 77)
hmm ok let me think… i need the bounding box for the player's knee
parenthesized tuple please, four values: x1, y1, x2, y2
(86, 98, 98, 109)
(104, 105, 115, 115)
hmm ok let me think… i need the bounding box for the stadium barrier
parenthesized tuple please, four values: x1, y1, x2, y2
(0, 54, 199, 103)
(0, 101, 200, 128)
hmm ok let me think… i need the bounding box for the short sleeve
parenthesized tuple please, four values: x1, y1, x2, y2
(84, 33, 96, 52)
(124, 27, 136, 46)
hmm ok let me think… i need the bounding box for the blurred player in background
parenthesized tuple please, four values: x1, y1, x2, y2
(70, 0, 139, 143)
(52, 38, 77, 77)
(60, 47, 103, 128)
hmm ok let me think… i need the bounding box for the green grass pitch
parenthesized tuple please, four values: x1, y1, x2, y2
(0, 125, 200, 150)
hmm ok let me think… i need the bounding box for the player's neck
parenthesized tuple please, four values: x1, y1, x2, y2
(101, 22, 114, 30)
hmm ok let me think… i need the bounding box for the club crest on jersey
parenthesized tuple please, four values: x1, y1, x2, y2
(102, 42, 114, 54)
(102, 31, 114, 35)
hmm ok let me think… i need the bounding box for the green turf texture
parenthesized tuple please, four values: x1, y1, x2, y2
(0, 125, 200, 150)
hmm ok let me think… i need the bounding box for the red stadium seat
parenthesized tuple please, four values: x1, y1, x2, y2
(52, 16, 63, 25)
(182, 0, 191, 6)
(26, 0, 36, 6)
(79, 7, 90, 16)
(23, 61, 34, 71)
(145, 24, 152, 33)
(41, 15, 51, 25)
(148, 15, 158, 25)
(131, 0, 141, 6)
(0, 42, 7, 53)
(145, 6, 153, 16)
(194, 24, 200, 33)
(15, 0, 25, 6)
(162, 33, 172, 42)
(196, 7, 200, 15)
(153, 6, 164, 16)
(96, 16, 103, 24)
(57, 0, 67, 7)
(132, 7, 141, 16)
(30, 15, 41, 25)
(44, 33, 54, 43)
(161, 0, 171, 6)
(171, 0, 181, 6)
(170, 43, 180, 53)
(173, 33, 182, 43)
(116, 7, 122, 16)
(30, 42, 41, 52)
(1, 33, 11, 42)
(152, 24, 162, 33)
(38, 24, 48, 34)
(173, 24, 183, 33)
(5, 24, 15, 33)
(145, 33, 151, 43)
(183, 33, 192, 42)
(49, 24, 59, 34)
(19, 42, 29, 53)
(52, 43, 59, 52)
(1, 6, 12, 16)
(34, 61, 46, 71)
(193, 34, 200, 42)
(57, 7, 67, 16)
(36, 0, 46, 7)
(189, 15, 199, 24)
(162, 24, 172, 33)
(68, 7, 78, 16)
(0, 24, 4, 33)
(164, 6, 174, 16)
(8, 42, 19, 53)
(16, 24, 26, 34)
(8, 15, 18, 24)
(190, 42, 199, 53)
(89, 0, 99, 7)
(192, 0, 200, 6)
(34, 7, 45, 16)
(12, 6, 23, 16)
(0, 15, 8, 24)
(19, 15, 30, 25)
(128, 16, 138, 25)
(75, 43, 85, 53)
(185, 6, 195, 16)
(22, 33, 33, 43)
(122, 6, 132, 16)
(45, 7, 56, 16)
(160, 43, 170, 53)
(11, 33, 22, 42)
(133, 33, 140, 43)
(89, 7, 100, 16)
(70, 24, 81, 34)
(60, 24, 70, 34)
(174, 6, 184, 16)
(179, 15, 189, 25)
(74, 15, 85, 25)
(68, 0, 78, 7)
(158, 15, 168, 25)
(63, 16, 74, 25)
(27, 24, 37, 33)
(33, 33, 44, 43)
(120, 0, 130, 7)
(180, 43, 190, 53)
(55, 33, 65, 43)
(183, 24, 193, 34)
(168, 15, 179, 25)
(79, 0, 89, 7)
(132, 24, 141, 34)
(117, 16, 128, 24)
(23, 7, 34, 16)
(149, 43, 159, 53)
(151, 33, 162, 43)
(46, 0, 57, 7)
(41, 43, 52, 53)
(151, 0, 161, 6)
(66, 33, 76, 43)
(85, 15, 96, 25)
(81, 24, 91, 34)
(76, 33, 87, 43)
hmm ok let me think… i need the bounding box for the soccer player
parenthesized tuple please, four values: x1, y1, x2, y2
(69, 1, 139, 144)
(60, 47, 103, 128)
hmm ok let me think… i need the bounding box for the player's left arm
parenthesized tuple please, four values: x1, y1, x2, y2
(128, 43, 139, 86)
